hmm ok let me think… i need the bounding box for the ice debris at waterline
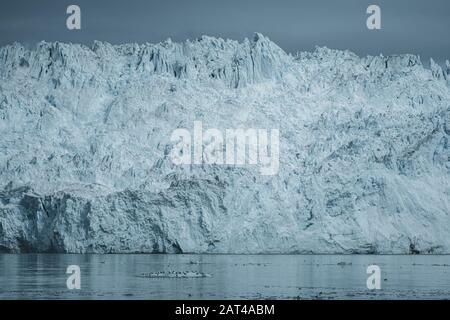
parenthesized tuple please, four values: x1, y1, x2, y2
(139, 271, 212, 278)
(0, 34, 449, 254)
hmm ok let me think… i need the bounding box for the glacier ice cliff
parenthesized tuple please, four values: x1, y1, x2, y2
(0, 34, 449, 253)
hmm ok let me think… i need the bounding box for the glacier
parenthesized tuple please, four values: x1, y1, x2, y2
(0, 33, 449, 254)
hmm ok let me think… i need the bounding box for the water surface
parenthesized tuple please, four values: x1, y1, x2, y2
(1, 254, 449, 299)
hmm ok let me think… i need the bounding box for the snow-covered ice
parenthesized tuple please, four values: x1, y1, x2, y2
(0, 34, 449, 253)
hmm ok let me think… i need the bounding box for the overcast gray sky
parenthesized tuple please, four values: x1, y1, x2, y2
(0, 0, 449, 63)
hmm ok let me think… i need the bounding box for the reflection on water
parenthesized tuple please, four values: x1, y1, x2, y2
(1, 254, 450, 299)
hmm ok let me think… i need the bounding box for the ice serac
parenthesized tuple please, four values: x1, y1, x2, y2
(0, 34, 449, 253)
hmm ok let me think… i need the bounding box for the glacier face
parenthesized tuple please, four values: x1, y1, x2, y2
(0, 34, 449, 253)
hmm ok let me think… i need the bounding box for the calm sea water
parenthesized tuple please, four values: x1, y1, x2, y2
(0, 254, 449, 299)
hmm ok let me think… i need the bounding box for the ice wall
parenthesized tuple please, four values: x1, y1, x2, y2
(0, 34, 449, 253)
